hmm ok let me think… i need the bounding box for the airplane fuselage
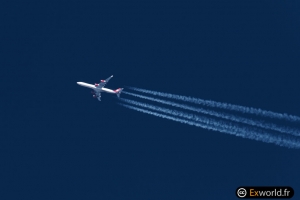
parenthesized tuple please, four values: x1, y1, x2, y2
(77, 82, 115, 94)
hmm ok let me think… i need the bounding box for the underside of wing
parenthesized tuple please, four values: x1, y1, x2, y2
(96, 92, 101, 101)
(97, 75, 113, 88)
(92, 90, 101, 101)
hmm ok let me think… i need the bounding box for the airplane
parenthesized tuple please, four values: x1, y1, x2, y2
(77, 75, 123, 101)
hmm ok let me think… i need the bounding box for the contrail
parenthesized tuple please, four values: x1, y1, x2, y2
(118, 101, 300, 149)
(122, 91, 300, 136)
(127, 86, 300, 123)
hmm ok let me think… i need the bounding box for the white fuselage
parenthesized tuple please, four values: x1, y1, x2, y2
(76, 82, 115, 94)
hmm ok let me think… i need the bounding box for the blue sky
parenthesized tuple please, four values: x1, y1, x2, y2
(1, 1, 300, 199)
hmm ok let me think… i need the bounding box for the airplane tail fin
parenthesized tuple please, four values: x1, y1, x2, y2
(115, 88, 124, 98)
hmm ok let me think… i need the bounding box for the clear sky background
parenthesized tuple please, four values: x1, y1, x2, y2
(1, 1, 300, 199)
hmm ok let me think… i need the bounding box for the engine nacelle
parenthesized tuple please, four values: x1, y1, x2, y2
(95, 83, 99, 86)
(101, 80, 105, 82)
(93, 95, 96, 98)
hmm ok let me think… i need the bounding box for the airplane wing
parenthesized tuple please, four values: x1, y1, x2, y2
(91, 90, 101, 101)
(97, 75, 113, 88)
(95, 91, 101, 101)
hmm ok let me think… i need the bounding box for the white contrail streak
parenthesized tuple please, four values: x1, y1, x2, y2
(122, 91, 300, 136)
(127, 87, 300, 123)
(118, 101, 300, 149)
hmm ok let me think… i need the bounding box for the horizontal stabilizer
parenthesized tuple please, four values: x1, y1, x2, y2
(115, 88, 124, 98)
